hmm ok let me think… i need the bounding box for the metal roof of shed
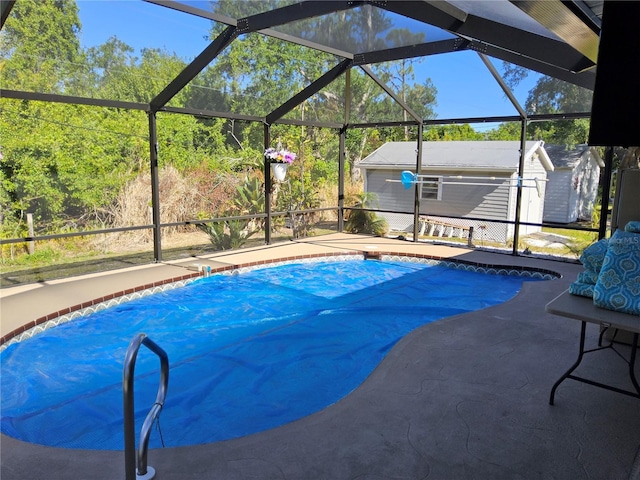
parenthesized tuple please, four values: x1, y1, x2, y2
(359, 140, 553, 171)
(543, 144, 604, 170)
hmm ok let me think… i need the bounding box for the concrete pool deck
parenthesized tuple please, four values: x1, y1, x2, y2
(1, 233, 639, 479)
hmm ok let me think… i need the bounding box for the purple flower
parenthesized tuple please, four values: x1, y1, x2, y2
(282, 152, 296, 164)
(264, 147, 296, 164)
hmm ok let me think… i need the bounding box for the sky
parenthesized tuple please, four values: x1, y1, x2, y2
(76, 0, 540, 129)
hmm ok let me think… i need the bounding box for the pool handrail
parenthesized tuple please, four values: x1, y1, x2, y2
(123, 333, 169, 480)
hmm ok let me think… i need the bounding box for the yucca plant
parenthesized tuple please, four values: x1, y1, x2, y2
(196, 218, 252, 251)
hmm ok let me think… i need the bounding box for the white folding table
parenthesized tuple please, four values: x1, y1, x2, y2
(545, 290, 640, 405)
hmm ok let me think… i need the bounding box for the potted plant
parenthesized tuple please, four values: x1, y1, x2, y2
(265, 147, 296, 181)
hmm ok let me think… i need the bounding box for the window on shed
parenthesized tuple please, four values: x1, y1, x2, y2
(421, 177, 442, 200)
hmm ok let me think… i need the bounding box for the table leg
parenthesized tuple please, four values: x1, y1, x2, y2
(549, 321, 587, 405)
(629, 332, 639, 395)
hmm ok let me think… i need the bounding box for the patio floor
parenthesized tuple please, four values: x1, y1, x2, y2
(1, 233, 639, 480)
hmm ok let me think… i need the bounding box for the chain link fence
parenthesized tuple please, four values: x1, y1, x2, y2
(380, 211, 597, 260)
(382, 213, 510, 244)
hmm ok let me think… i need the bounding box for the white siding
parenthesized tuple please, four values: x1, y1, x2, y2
(365, 169, 414, 212)
(567, 169, 581, 221)
(543, 170, 573, 223)
(363, 148, 551, 243)
(364, 169, 513, 241)
(577, 156, 601, 220)
(419, 181, 511, 220)
(360, 142, 553, 243)
(519, 152, 547, 233)
(365, 169, 415, 231)
(522, 153, 548, 177)
(519, 180, 546, 235)
(542, 152, 602, 224)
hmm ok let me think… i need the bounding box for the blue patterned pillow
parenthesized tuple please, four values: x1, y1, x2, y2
(624, 221, 640, 233)
(579, 238, 609, 273)
(593, 230, 640, 315)
(577, 270, 599, 285)
(569, 281, 595, 298)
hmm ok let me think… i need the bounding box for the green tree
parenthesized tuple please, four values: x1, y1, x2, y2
(423, 124, 484, 141)
(0, 0, 112, 229)
(207, 2, 438, 184)
(502, 65, 592, 146)
(85, 40, 190, 104)
(0, 99, 146, 228)
(486, 122, 521, 140)
(0, 0, 83, 93)
(377, 29, 437, 140)
(0, 0, 244, 234)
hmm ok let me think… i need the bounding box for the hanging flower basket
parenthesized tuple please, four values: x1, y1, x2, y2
(265, 147, 296, 182)
(270, 162, 289, 181)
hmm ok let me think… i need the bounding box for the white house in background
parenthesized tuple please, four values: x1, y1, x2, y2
(358, 140, 554, 243)
(542, 144, 604, 224)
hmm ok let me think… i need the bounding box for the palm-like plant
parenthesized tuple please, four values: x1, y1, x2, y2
(345, 192, 388, 236)
(196, 217, 252, 251)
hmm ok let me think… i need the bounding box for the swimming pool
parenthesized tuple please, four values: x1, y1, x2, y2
(0, 258, 547, 450)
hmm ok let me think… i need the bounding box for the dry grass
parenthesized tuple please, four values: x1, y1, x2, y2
(103, 166, 237, 251)
(2, 173, 355, 284)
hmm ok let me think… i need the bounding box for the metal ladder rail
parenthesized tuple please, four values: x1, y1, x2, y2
(123, 333, 169, 480)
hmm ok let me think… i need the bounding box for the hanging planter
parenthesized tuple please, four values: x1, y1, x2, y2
(265, 146, 296, 182)
(270, 162, 289, 182)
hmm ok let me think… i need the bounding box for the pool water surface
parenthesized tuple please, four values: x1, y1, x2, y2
(0, 259, 544, 450)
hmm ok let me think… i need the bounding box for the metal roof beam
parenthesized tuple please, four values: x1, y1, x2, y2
(266, 58, 352, 125)
(143, 0, 237, 25)
(1, 0, 15, 29)
(257, 28, 353, 59)
(421, 111, 589, 126)
(359, 65, 423, 123)
(148, 0, 354, 59)
(353, 38, 467, 64)
(354, 37, 595, 90)
(267, 118, 343, 129)
(159, 106, 263, 123)
(150, 25, 237, 111)
(374, 0, 595, 73)
(477, 53, 526, 118)
(237, 1, 364, 34)
(478, 42, 596, 90)
(424, 1, 468, 22)
(1, 89, 150, 111)
(348, 120, 422, 129)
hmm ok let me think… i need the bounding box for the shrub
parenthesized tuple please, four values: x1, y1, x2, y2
(196, 218, 254, 250)
(344, 192, 388, 236)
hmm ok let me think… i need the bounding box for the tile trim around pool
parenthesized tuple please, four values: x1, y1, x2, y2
(0, 251, 560, 350)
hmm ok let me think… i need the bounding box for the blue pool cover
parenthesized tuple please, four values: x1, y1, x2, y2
(0, 259, 541, 449)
